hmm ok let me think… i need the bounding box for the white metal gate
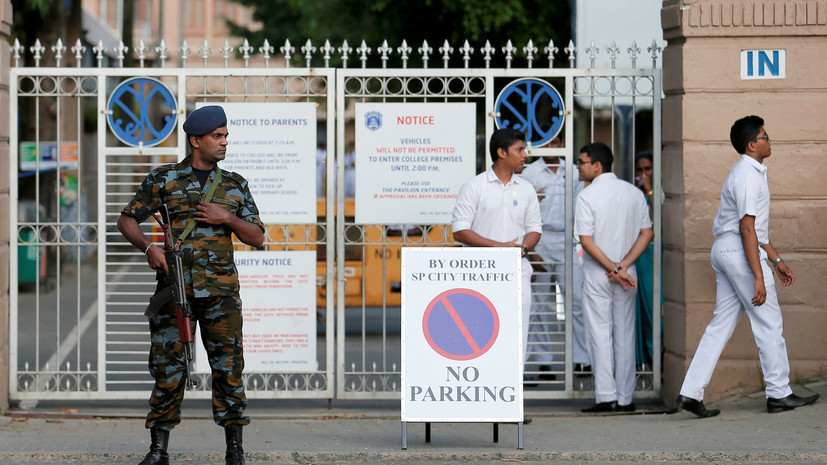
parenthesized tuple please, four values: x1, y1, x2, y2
(9, 37, 662, 402)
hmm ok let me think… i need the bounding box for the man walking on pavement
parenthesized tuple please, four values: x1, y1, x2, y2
(676, 115, 819, 418)
(118, 105, 265, 465)
(574, 142, 653, 413)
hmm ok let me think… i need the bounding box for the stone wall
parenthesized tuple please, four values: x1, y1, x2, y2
(661, 0, 827, 404)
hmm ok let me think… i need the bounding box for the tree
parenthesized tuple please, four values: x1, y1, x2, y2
(228, 0, 571, 67)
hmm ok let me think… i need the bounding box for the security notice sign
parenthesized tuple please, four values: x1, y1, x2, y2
(354, 103, 475, 224)
(195, 251, 317, 373)
(198, 102, 317, 224)
(401, 247, 523, 422)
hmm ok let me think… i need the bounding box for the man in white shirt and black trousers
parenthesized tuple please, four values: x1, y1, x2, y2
(676, 115, 819, 418)
(451, 128, 543, 387)
(574, 142, 653, 413)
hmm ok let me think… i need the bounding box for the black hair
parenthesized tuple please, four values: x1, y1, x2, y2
(635, 151, 653, 164)
(489, 128, 525, 164)
(579, 142, 613, 172)
(730, 115, 764, 154)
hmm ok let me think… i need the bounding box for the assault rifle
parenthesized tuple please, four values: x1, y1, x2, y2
(144, 204, 199, 389)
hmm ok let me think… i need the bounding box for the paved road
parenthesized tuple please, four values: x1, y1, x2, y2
(1, 379, 824, 464)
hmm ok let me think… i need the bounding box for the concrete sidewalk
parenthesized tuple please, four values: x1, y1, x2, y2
(0, 380, 824, 464)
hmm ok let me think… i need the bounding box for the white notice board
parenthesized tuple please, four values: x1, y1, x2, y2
(195, 251, 317, 373)
(198, 102, 317, 224)
(401, 247, 523, 422)
(354, 103, 475, 224)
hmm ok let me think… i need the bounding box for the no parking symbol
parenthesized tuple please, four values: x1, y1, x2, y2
(422, 288, 500, 361)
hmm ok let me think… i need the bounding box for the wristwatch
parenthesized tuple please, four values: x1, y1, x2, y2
(772, 257, 783, 267)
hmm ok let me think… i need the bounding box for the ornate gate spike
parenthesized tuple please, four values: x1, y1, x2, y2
(93, 40, 106, 67)
(281, 39, 294, 68)
(302, 39, 316, 68)
(481, 40, 495, 68)
(198, 40, 211, 68)
(320, 40, 333, 68)
(608, 40, 620, 69)
(260, 39, 274, 67)
(648, 39, 662, 68)
(12, 39, 23, 67)
(30, 39, 44, 67)
(397, 40, 412, 68)
(179, 40, 191, 67)
(357, 40, 371, 69)
(378, 40, 392, 69)
(52, 38, 66, 67)
(586, 41, 598, 68)
(220, 39, 234, 67)
(72, 38, 87, 66)
(115, 41, 129, 67)
(136, 40, 148, 68)
(628, 40, 641, 68)
(545, 39, 558, 68)
(156, 39, 169, 68)
(460, 40, 474, 69)
(565, 40, 576, 68)
(418, 40, 432, 68)
(502, 39, 516, 69)
(339, 40, 351, 68)
(524, 39, 537, 69)
(439, 40, 453, 68)
(239, 39, 254, 68)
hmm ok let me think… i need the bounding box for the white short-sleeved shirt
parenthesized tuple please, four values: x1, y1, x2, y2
(712, 155, 770, 244)
(451, 167, 542, 243)
(574, 172, 652, 263)
(522, 158, 583, 247)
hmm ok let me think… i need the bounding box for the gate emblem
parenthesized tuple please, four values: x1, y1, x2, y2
(107, 77, 177, 147)
(364, 111, 383, 131)
(494, 78, 564, 146)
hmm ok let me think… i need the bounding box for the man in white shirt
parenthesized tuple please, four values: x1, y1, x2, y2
(676, 115, 819, 418)
(522, 135, 590, 380)
(574, 142, 653, 413)
(451, 128, 542, 363)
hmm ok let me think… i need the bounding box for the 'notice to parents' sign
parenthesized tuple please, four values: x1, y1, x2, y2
(198, 102, 317, 224)
(194, 251, 317, 373)
(354, 103, 475, 224)
(401, 247, 523, 423)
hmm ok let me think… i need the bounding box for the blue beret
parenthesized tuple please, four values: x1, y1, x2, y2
(183, 105, 227, 136)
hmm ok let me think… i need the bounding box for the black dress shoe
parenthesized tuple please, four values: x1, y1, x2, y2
(616, 402, 636, 412)
(581, 401, 618, 413)
(676, 394, 720, 418)
(766, 393, 820, 414)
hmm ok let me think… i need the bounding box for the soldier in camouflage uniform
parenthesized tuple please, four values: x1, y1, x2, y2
(117, 105, 264, 465)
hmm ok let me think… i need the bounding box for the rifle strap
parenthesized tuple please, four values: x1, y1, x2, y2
(176, 167, 222, 246)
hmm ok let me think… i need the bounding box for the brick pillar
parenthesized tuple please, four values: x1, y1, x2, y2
(661, 0, 827, 404)
(0, 0, 12, 410)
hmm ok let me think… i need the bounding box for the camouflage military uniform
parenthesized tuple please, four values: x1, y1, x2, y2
(122, 156, 264, 431)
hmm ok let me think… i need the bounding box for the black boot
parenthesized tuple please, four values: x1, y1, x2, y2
(138, 428, 169, 465)
(224, 424, 246, 465)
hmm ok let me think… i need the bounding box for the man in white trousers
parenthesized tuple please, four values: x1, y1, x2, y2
(574, 142, 653, 413)
(522, 134, 590, 381)
(676, 115, 819, 418)
(451, 128, 542, 370)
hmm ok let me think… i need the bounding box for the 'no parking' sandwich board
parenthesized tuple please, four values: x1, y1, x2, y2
(401, 247, 524, 449)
